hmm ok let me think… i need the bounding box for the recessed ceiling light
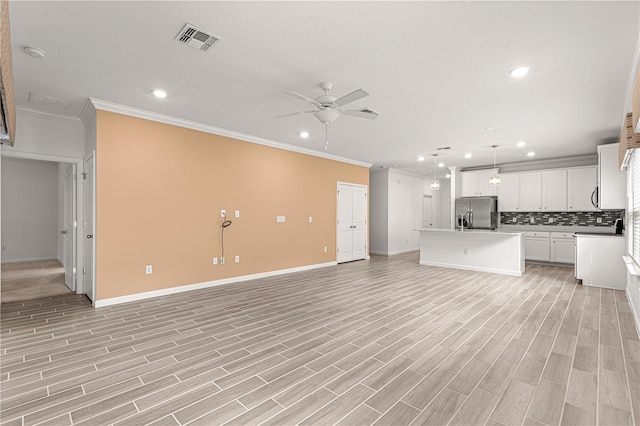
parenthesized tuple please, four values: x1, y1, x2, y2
(300, 131, 309, 138)
(516, 141, 526, 148)
(509, 66, 530, 78)
(418, 156, 425, 162)
(152, 89, 168, 98)
(438, 162, 445, 167)
(393, 163, 398, 167)
(464, 153, 472, 159)
(527, 151, 536, 157)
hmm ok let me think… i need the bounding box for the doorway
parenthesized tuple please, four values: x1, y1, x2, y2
(423, 195, 433, 229)
(337, 182, 367, 264)
(1, 152, 86, 303)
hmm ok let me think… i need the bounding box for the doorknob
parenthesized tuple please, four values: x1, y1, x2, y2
(86, 235, 93, 239)
(60, 230, 67, 235)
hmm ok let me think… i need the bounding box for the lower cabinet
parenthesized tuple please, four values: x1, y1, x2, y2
(550, 232, 575, 264)
(524, 231, 575, 264)
(524, 232, 550, 262)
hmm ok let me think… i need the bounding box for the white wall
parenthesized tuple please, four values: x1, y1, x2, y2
(1, 157, 60, 263)
(369, 169, 389, 254)
(1, 109, 85, 159)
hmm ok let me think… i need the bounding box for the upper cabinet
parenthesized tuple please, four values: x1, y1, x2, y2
(498, 174, 519, 211)
(508, 170, 567, 212)
(567, 166, 598, 211)
(460, 170, 497, 197)
(597, 143, 626, 210)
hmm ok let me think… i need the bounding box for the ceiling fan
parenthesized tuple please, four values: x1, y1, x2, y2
(280, 82, 378, 149)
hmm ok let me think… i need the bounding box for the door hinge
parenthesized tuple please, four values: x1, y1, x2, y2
(73, 267, 77, 274)
(73, 220, 77, 228)
(337, 248, 339, 253)
(82, 173, 87, 180)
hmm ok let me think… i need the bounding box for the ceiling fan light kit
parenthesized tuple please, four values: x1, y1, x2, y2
(281, 81, 378, 150)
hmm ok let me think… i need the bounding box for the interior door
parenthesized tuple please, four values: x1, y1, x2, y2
(337, 183, 367, 263)
(352, 187, 366, 261)
(62, 164, 76, 290)
(83, 155, 95, 302)
(423, 195, 433, 228)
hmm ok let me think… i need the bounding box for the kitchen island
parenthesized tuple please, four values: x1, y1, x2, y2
(417, 229, 525, 276)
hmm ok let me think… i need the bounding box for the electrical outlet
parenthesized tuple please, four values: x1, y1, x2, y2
(221, 209, 226, 218)
(213, 257, 218, 265)
(512, 217, 517, 223)
(597, 217, 603, 223)
(235, 255, 240, 263)
(548, 217, 554, 223)
(235, 210, 240, 218)
(323, 246, 327, 253)
(276, 216, 286, 223)
(530, 217, 535, 224)
(145, 265, 152, 275)
(220, 257, 225, 265)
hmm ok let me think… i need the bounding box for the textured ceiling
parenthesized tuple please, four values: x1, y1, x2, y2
(8, 1, 640, 175)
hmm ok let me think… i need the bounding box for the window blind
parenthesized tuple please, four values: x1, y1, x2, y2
(631, 149, 640, 263)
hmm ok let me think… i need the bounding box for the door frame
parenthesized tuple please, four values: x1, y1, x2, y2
(83, 152, 96, 305)
(336, 181, 369, 262)
(1, 150, 86, 296)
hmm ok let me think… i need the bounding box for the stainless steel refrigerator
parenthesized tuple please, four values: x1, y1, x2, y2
(455, 196, 498, 230)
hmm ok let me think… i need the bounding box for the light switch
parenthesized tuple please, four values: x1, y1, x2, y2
(277, 216, 286, 223)
(145, 265, 152, 274)
(235, 210, 240, 218)
(221, 209, 226, 217)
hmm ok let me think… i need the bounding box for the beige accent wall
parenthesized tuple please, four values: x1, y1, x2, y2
(95, 110, 369, 300)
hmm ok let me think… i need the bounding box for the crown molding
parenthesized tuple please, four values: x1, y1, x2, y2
(89, 98, 373, 169)
(461, 154, 597, 174)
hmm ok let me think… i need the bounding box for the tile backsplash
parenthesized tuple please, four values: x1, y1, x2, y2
(500, 210, 625, 227)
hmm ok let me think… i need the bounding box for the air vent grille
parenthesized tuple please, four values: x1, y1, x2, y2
(175, 24, 221, 52)
(28, 92, 72, 110)
(437, 146, 452, 150)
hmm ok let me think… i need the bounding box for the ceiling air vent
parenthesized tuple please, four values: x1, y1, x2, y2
(175, 23, 222, 52)
(437, 146, 452, 151)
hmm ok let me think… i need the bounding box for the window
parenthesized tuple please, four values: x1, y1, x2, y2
(629, 149, 640, 264)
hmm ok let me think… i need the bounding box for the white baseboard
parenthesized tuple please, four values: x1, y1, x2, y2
(1, 257, 58, 264)
(94, 261, 338, 308)
(419, 260, 523, 277)
(370, 248, 419, 257)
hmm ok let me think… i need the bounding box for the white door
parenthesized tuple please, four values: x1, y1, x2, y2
(83, 155, 95, 302)
(62, 164, 76, 290)
(337, 183, 367, 263)
(423, 195, 433, 228)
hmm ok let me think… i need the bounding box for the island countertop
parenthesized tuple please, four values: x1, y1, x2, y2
(415, 228, 523, 235)
(416, 228, 525, 276)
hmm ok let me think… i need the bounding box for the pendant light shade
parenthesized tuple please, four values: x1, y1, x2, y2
(489, 145, 500, 186)
(431, 154, 440, 190)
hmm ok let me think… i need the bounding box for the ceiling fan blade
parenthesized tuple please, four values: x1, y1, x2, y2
(284, 91, 321, 107)
(335, 88, 369, 107)
(276, 110, 316, 119)
(342, 108, 379, 119)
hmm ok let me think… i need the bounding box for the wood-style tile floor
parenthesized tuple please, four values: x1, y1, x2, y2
(1, 253, 639, 425)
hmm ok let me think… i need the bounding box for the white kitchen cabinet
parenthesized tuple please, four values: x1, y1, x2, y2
(520, 172, 543, 211)
(550, 232, 574, 264)
(542, 170, 567, 211)
(567, 166, 598, 212)
(460, 170, 497, 197)
(597, 143, 626, 209)
(524, 231, 550, 261)
(498, 174, 519, 212)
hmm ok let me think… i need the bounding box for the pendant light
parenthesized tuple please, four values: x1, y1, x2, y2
(431, 154, 440, 190)
(489, 145, 500, 186)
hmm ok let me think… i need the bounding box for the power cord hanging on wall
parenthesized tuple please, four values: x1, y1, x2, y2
(220, 216, 232, 264)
